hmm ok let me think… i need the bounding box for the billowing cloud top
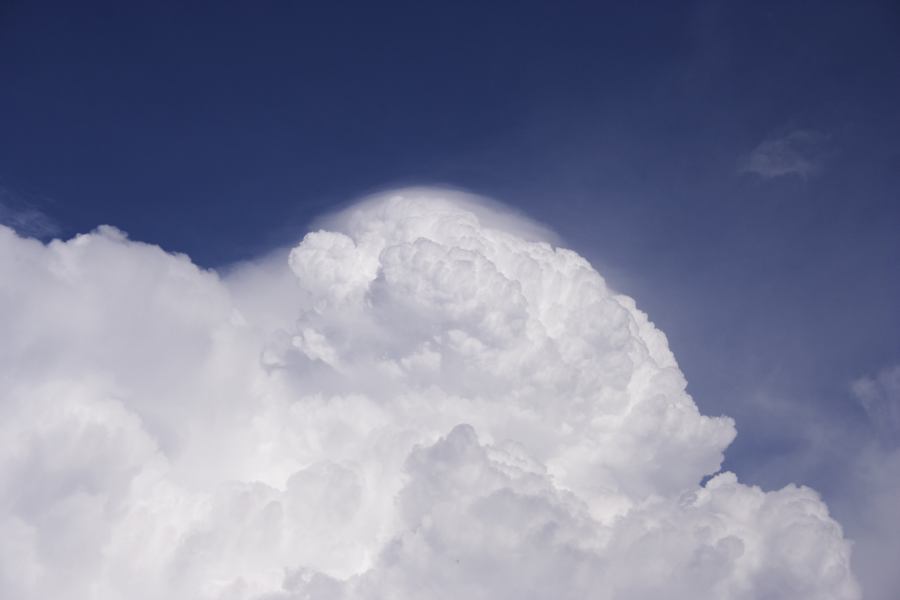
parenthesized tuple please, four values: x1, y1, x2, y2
(0, 188, 859, 599)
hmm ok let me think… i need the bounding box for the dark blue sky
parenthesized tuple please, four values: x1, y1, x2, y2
(2, 0, 898, 516)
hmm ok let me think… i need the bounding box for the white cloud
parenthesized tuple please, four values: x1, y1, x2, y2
(739, 130, 829, 180)
(0, 188, 859, 599)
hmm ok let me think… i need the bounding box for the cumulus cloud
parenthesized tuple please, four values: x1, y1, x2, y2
(0, 188, 859, 599)
(739, 130, 829, 180)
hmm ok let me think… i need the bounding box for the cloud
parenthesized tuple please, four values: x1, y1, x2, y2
(852, 364, 900, 443)
(0, 188, 859, 599)
(0, 186, 59, 238)
(738, 130, 829, 180)
(840, 364, 900, 600)
(844, 442, 900, 600)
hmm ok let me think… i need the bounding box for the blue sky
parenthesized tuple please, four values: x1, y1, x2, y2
(2, 1, 899, 593)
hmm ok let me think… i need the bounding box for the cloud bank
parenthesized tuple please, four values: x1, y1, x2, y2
(0, 188, 859, 599)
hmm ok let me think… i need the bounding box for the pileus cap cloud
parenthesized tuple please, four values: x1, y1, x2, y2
(0, 188, 859, 599)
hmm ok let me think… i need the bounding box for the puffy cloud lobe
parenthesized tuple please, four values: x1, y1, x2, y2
(0, 189, 859, 599)
(277, 426, 856, 600)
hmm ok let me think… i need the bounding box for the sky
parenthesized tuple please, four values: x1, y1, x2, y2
(1, 1, 899, 598)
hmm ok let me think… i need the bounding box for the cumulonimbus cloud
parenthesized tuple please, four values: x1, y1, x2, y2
(0, 188, 859, 599)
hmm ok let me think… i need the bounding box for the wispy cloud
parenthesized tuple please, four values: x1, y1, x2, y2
(0, 185, 60, 238)
(853, 364, 900, 443)
(844, 365, 900, 600)
(738, 129, 830, 180)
